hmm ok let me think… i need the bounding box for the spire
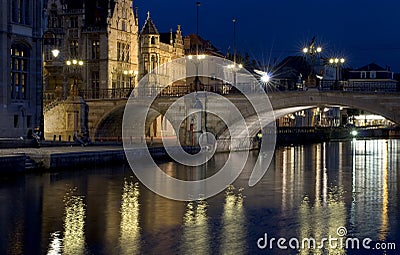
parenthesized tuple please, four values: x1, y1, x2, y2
(170, 28, 173, 45)
(140, 11, 159, 35)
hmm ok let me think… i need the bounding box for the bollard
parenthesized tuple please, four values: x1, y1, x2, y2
(68, 135, 71, 142)
(59, 135, 62, 142)
(53, 135, 56, 141)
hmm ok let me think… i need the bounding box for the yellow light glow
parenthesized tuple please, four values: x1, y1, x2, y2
(316, 47, 322, 52)
(51, 49, 60, 58)
(66, 60, 71, 65)
(78, 60, 83, 66)
(303, 47, 308, 53)
(72, 59, 77, 65)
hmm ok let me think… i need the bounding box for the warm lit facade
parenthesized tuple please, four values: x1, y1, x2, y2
(138, 12, 185, 138)
(43, 0, 139, 102)
(0, 0, 44, 138)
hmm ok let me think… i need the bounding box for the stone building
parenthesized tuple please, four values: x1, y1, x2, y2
(138, 12, 185, 138)
(0, 0, 44, 138)
(43, 1, 186, 140)
(43, 0, 139, 100)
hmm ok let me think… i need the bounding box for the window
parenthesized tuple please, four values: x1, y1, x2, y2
(121, 20, 126, 32)
(117, 42, 129, 62)
(70, 40, 78, 57)
(11, 45, 29, 100)
(91, 72, 100, 98)
(70, 17, 78, 28)
(12, 0, 31, 25)
(117, 42, 121, 61)
(151, 36, 156, 44)
(14, 115, 19, 128)
(370, 71, 376, 79)
(92, 40, 100, 59)
(361, 71, 366, 79)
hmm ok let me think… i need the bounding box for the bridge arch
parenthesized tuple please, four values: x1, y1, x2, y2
(90, 101, 177, 141)
(216, 91, 399, 140)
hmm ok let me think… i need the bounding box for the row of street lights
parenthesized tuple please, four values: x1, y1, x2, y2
(302, 37, 346, 89)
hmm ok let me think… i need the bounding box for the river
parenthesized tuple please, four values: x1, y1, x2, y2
(0, 139, 399, 254)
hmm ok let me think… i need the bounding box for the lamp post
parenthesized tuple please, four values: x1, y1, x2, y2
(124, 69, 139, 89)
(302, 37, 322, 88)
(328, 58, 345, 90)
(196, 2, 201, 36)
(65, 59, 84, 96)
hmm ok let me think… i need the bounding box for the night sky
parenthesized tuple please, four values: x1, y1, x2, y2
(135, 0, 400, 72)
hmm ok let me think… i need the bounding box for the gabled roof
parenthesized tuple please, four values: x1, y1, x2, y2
(356, 62, 386, 71)
(273, 56, 310, 79)
(140, 11, 159, 35)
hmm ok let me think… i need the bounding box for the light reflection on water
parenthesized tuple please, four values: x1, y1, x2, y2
(0, 139, 399, 254)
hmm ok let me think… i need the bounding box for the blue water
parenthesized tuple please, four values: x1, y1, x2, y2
(0, 139, 399, 254)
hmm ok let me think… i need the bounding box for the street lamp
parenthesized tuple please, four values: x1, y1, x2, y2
(65, 59, 84, 96)
(328, 57, 345, 90)
(196, 2, 201, 36)
(302, 37, 322, 88)
(123, 69, 139, 88)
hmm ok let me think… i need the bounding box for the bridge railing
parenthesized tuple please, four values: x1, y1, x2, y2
(48, 82, 400, 101)
(79, 83, 263, 100)
(79, 88, 133, 100)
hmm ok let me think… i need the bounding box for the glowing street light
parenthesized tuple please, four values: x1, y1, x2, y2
(302, 37, 322, 88)
(328, 57, 346, 90)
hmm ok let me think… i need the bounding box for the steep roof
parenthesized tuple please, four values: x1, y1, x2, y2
(140, 11, 159, 35)
(273, 56, 311, 79)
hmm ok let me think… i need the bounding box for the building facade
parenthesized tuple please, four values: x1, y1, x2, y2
(43, 0, 139, 102)
(0, 0, 44, 138)
(346, 63, 397, 92)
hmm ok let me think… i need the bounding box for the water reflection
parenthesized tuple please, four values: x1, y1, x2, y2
(220, 185, 246, 254)
(1, 139, 399, 254)
(181, 200, 209, 254)
(118, 180, 141, 255)
(62, 188, 87, 255)
(350, 139, 393, 240)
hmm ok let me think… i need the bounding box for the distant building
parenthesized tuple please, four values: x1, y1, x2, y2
(346, 63, 397, 92)
(273, 56, 310, 91)
(183, 34, 225, 92)
(0, 0, 43, 138)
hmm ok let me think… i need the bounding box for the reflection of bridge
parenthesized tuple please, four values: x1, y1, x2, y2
(44, 85, 400, 146)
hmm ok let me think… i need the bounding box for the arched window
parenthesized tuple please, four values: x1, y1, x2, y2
(10, 44, 30, 99)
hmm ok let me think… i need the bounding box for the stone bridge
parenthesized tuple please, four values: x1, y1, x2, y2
(43, 89, 400, 145)
(84, 91, 400, 143)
